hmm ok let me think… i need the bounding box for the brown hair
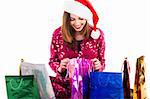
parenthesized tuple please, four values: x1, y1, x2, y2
(61, 11, 90, 43)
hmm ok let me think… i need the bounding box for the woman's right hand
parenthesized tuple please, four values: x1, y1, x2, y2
(58, 58, 70, 73)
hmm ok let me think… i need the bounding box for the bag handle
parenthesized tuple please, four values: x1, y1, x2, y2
(10, 78, 24, 90)
(19, 59, 24, 76)
(10, 59, 24, 90)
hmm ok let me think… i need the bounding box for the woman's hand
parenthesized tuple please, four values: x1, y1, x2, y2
(58, 58, 70, 73)
(91, 58, 101, 71)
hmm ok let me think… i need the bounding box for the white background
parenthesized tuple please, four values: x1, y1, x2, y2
(0, 0, 150, 98)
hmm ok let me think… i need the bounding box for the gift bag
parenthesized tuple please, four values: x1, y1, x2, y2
(50, 75, 71, 98)
(20, 62, 55, 99)
(67, 58, 92, 99)
(5, 75, 40, 99)
(90, 72, 124, 99)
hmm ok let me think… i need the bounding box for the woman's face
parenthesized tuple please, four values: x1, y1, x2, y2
(70, 14, 87, 32)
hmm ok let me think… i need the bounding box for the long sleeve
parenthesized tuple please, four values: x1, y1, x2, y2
(49, 30, 60, 73)
(98, 29, 105, 71)
(49, 27, 68, 77)
(49, 27, 66, 76)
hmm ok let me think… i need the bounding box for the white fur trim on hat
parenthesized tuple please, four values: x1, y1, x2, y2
(91, 29, 100, 39)
(63, 0, 92, 20)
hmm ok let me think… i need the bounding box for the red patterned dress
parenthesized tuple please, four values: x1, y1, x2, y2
(49, 26, 105, 98)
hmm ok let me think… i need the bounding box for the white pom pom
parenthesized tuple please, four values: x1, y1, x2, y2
(91, 29, 100, 39)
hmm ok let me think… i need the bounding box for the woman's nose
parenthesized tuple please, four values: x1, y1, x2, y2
(74, 20, 81, 25)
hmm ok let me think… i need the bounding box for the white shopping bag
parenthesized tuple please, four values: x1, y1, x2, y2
(20, 62, 55, 99)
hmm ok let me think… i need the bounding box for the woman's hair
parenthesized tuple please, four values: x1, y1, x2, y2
(61, 11, 90, 43)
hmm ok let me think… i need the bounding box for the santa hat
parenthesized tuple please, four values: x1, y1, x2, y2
(64, 0, 100, 39)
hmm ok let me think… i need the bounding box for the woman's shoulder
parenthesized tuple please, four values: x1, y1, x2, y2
(96, 28, 104, 41)
(97, 28, 104, 37)
(52, 26, 62, 38)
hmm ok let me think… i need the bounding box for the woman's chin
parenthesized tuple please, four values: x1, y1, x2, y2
(74, 28, 83, 32)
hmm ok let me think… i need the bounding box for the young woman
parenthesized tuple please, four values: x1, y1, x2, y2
(49, 0, 105, 98)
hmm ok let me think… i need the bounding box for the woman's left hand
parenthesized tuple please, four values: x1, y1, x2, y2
(91, 58, 101, 71)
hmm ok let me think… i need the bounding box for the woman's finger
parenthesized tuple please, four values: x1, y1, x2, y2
(94, 61, 100, 65)
(62, 58, 70, 63)
(94, 65, 100, 70)
(91, 58, 98, 62)
(61, 62, 67, 66)
(60, 58, 70, 67)
(61, 65, 67, 69)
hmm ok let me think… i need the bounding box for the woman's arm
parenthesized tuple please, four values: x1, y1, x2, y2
(49, 27, 70, 77)
(49, 30, 61, 74)
(97, 29, 105, 71)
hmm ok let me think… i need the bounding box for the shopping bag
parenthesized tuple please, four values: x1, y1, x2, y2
(20, 62, 55, 99)
(67, 58, 92, 99)
(90, 72, 124, 99)
(5, 75, 40, 99)
(50, 75, 71, 98)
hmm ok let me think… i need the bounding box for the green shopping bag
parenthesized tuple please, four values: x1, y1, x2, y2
(5, 75, 40, 99)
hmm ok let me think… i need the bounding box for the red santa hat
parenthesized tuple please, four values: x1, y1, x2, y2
(64, 0, 100, 39)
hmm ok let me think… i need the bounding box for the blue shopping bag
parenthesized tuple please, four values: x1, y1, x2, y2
(90, 72, 124, 99)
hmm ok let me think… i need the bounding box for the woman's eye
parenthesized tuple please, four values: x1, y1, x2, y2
(70, 18, 75, 21)
(79, 18, 84, 20)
